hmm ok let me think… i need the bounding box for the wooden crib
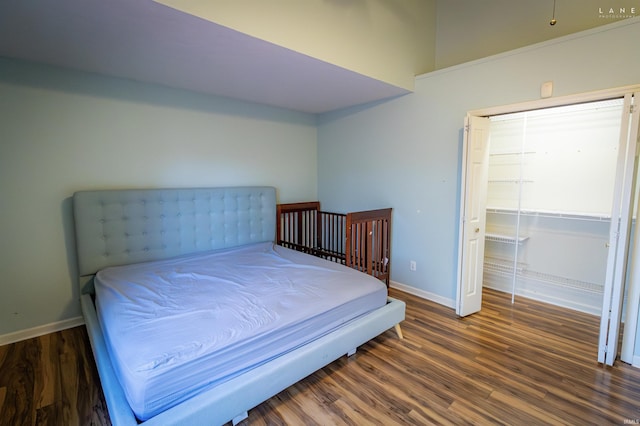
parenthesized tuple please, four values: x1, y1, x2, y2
(276, 202, 392, 286)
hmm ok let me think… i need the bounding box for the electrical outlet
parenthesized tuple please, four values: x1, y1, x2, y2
(410, 260, 417, 271)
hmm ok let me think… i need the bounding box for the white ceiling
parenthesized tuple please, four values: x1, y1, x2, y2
(0, 0, 411, 114)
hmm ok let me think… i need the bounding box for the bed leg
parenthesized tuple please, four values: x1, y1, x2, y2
(347, 348, 357, 357)
(232, 411, 248, 425)
(394, 323, 404, 339)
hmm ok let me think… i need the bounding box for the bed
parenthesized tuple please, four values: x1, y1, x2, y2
(276, 202, 392, 286)
(73, 186, 405, 425)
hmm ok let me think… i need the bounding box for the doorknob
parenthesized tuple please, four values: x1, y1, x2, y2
(475, 228, 480, 233)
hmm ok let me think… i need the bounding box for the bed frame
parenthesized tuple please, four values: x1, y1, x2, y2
(73, 186, 405, 425)
(277, 202, 392, 286)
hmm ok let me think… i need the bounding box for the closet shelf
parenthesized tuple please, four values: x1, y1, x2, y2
(485, 232, 529, 244)
(490, 151, 536, 157)
(488, 179, 534, 184)
(486, 207, 612, 222)
(483, 257, 604, 294)
(484, 256, 527, 273)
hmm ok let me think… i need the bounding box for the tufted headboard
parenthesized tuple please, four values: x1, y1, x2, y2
(73, 186, 276, 291)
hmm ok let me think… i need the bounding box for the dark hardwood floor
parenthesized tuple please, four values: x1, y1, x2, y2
(0, 325, 109, 425)
(2, 287, 640, 425)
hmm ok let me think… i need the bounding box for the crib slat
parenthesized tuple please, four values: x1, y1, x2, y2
(277, 202, 320, 254)
(346, 208, 392, 286)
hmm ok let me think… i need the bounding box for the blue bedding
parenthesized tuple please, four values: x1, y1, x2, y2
(94, 241, 387, 421)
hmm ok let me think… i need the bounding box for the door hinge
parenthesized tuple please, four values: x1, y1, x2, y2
(631, 104, 635, 113)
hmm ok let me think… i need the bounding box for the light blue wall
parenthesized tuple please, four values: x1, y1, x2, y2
(3, 17, 640, 347)
(0, 58, 317, 337)
(317, 18, 640, 305)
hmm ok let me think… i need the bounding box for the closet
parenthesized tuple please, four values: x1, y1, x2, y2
(483, 99, 625, 315)
(458, 88, 640, 366)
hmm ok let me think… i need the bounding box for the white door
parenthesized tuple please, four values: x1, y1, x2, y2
(622, 94, 640, 362)
(456, 115, 491, 316)
(600, 93, 640, 365)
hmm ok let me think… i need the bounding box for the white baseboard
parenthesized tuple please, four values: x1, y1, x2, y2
(390, 281, 455, 309)
(0, 316, 85, 346)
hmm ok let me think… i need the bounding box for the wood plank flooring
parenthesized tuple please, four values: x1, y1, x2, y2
(0, 326, 109, 425)
(2, 288, 640, 425)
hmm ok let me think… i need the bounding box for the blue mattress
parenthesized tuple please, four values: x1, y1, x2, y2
(94, 242, 387, 421)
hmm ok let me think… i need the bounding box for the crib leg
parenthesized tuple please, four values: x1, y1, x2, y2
(394, 323, 404, 339)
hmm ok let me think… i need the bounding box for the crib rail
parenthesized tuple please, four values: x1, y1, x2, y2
(276, 202, 346, 263)
(276, 201, 322, 255)
(346, 208, 392, 286)
(317, 210, 346, 263)
(277, 202, 391, 286)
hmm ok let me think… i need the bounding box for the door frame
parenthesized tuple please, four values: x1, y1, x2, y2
(458, 83, 640, 365)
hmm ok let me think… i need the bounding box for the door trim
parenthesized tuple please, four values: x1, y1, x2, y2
(468, 84, 640, 118)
